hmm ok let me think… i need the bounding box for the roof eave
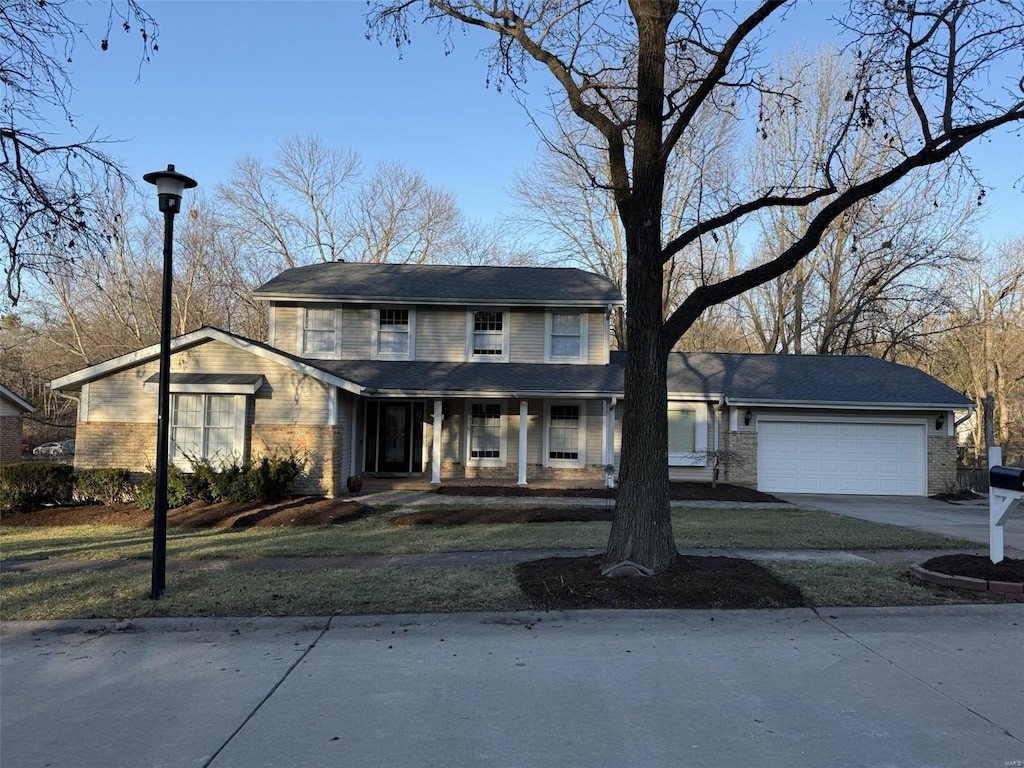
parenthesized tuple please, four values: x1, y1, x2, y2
(725, 398, 974, 411)
(48, 328, 366, 396)
(254, 293, 623, 308)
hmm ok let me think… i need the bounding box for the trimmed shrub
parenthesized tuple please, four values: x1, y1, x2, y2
(0, 463, 76, 513)
(74, 468, 136, 506)
(134, 451, 304, 510)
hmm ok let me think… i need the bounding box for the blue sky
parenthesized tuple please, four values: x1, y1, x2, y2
(62, 1, 1022, 240)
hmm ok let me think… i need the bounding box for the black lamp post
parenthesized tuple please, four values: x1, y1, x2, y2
(143, 164, 197, 599)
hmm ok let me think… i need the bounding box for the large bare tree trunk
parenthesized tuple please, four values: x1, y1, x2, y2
(605, 1, 678, 572)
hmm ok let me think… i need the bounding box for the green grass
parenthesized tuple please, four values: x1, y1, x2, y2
(0, 505, 987, 620)
(763, 562, 1004, 608)
(0, 507, 972, 563)
(0, 562, 1000, 621)
(0, 566, 530, 620)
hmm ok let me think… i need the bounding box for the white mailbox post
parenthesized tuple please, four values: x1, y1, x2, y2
(989, 456, 1024, 564)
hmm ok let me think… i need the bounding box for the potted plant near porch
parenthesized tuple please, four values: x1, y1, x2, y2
(346, 474, 363, 494)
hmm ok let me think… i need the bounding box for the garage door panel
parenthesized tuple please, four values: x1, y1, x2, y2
(757, 420, 926, 496)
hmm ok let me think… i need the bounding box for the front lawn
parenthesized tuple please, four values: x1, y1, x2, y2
(0, 506, 973, 563)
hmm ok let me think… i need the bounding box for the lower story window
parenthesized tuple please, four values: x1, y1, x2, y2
(547, 403, 583, 465)
(469, 402, 503, 461)
(170, 394, 242, 468)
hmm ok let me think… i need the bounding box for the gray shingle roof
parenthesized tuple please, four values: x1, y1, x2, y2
(312, 352, 969, 407)
(253, 262, 623, 306)
(652, 352, 971, 407)
(315, 360, 623, 396)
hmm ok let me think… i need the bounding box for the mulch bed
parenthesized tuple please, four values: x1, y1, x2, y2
(920, 554, 1024, 583)
(391, 507, 615, 526)
(436, 482, 784, 503)
(515, 555, 806, 610)
(0, 497, 372, 529)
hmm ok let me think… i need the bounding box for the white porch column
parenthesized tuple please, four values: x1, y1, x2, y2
(518, 399, 529, 485)
(349, 398, 359, 478)
(603, 398, 617, 487)
(431, 399, 443, 485)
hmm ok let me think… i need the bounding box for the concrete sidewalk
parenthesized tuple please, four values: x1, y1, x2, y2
(2, 606, 1021, 768)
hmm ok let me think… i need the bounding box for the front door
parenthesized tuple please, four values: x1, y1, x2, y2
(379, 403, 411, 472)
(365, 401, 424, 473)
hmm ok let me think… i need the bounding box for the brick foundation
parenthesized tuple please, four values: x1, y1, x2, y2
(75, 421, 343, 497)
(1, 415, 25, 464)
(927, 433, 958, 495)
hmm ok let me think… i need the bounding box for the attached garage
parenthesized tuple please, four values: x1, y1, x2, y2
(757, 419, 927, 496)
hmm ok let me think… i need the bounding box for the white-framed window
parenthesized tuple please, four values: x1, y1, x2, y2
(544, 400, 586, 468)
(467, 309, 509, 361)
(300, 307, 341, 358)
(170, 394, 246, 469)
(545, 311, 588, 363)
(372, 307, 415, 360)
(668, 403, 708, 466)
(466, 400, 506, 466)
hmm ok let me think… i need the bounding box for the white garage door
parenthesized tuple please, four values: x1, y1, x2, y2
(757, 420, 927, 496)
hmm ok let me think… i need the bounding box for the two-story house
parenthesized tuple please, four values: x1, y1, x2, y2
(49, 262, 972, 497)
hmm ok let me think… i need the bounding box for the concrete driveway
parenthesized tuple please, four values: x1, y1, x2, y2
(2, 607, 1022, 768)
(778, 493, 1024, 555)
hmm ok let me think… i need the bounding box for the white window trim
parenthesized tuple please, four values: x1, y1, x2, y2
(464, 400, 507, 467)
(466, 308, 510, 362)
(668, 402, 708, 466)
(543, 400, 587, 469)
(371, 307, 416, 360)
(544, 310, 589, 364)
(298, 306, 342, 360)
(169, 393, 247, 470)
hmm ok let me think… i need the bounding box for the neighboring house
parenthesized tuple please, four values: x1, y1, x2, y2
(48, 262, 971, 497)
(0, 384, 35, 464)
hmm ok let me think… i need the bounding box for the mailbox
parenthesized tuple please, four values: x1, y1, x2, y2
(990, 466, 1024, 491)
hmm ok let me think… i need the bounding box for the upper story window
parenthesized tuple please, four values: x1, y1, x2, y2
(545, 311, 588, 363)
(373, 308, 414, 360)
(301, 307, 341, 359)
(668, 403, 708, 466)
(468, 309, 509, 362)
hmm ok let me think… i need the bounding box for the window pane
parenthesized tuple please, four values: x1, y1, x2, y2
(378, 310, 409, 355)
(170, 394, 237, 467)
(304, 309, 336, 355)
(306, 309, 334, 331)
(470, 403, 502, 459)
(550, 313, 581, 358)
(170, 395, 204, 463)
(667, 408, 696, 453)
(473, 311, 503, 356)
(549, 404, 579, 460)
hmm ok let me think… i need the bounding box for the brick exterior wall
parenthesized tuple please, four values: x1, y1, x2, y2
(75, 422, 155, 477)
(76, 421, 343, 497)
(1, 415, 24, 464)
(928, 433, 958, 495)
(440, 461, 606, 486)
(251, 424, 342, 497)
(720, 429, 758, 489)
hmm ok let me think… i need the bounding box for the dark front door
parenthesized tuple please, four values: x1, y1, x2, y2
(378, 403, 411, 472)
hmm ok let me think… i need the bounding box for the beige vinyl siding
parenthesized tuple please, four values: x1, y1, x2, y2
(271, 304, 300, 354)
(587, 310, 608, 363)
(584, 399, 605, 464)
(1, 398, 25, 417)
(84, 341, 334, 426)
(341, 306, 371, 359)
(417, 308, 467, 361)
(509, 310, 546, 362)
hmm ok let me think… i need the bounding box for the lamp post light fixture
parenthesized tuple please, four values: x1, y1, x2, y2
(143, 164, 197, 599)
